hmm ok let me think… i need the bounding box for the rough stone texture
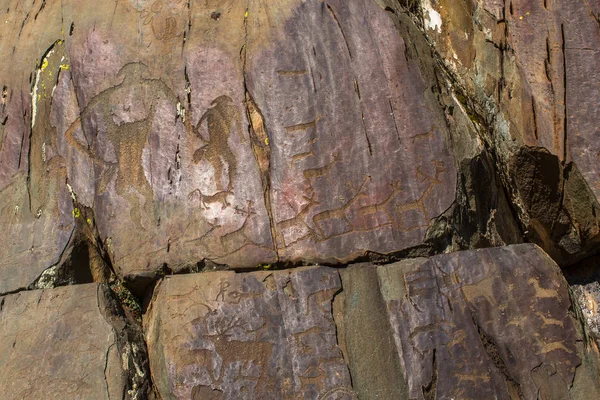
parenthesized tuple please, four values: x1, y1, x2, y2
(386, 0, 600, 265)
(247, 0, 456, 263)
(334, 264, 408, 399)
(0, 283, 151, 399)
(144, 266, 355, 399)
(564, 255, 600, 345)
(1, 1, 600, 399)
(0, 0, 458, 292)
(336, 244, 600, 399)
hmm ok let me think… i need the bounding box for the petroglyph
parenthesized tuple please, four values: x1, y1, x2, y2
(379, 245, 582, 399)
(278, 158, 447, 247)
(193, 95, 245, 193)
(139, 0, 186, 41)
(65, 62, 179, 229)
(146, 268, 355, 399)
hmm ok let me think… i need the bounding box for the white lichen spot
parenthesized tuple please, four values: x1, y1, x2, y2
(66, 183, 77, 202)
(122, 342, 147, 400)
(31, 48, 57, 128)
(483, 26, 492, 41)
(41, 142, 46, 162)
(423, 1, 442, 33)
(35, 208, 42, 218)
(31, 69, 42, 128)
(14, 205, 19, 215)
(36, 265, 59, 289)
(176, 101, 186, 123)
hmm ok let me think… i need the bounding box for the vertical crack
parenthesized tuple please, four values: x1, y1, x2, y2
(531, 97, 538, 140)
(18, 92, 27, 170)
(389, 98, 402, 143)
(326, 3, 353, 60)
(245, 92, 279, 260)
(103, 341, 115, 400)
(474, 318, 525, 399)
(34, 0, 46, 21)
(17, 12, 30, 38)
(241, 3, 279, 260)
(182, 0, 192, 53)
(561, 23, 568, 162)
(422, 349, 437, 400)
(361, 111, 373, 156)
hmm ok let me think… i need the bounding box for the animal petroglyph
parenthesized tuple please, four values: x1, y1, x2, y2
(278, 157, 447, 247)
(65, 62, 179, 228)
(139, 0, 185, 41)
(156, 268, 354, 398)
(193, 95, 245, 193)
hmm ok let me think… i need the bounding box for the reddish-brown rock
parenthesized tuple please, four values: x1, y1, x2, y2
(0, 0, 459, 292)
(0, 283, 150, 399)
(246, 0, 456, 263)
(336, 244, 600, 399)
(144, 266, 354, 399)
(391, 0, 600, 264)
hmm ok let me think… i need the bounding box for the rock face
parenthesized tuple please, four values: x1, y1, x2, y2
(335, 244, 600, 399)
(0, 283, 150, 399)
(144, 266, 354, 399)
(391, 0, 600, 265)
(0, 0, 458, 292)
(1, 0, 600, 399)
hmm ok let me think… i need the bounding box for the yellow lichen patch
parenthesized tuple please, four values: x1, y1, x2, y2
(72, 207, 81, 218)
(40, 58, 49, 71)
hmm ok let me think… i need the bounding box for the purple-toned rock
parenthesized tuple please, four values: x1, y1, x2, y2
(0, 0, 458, 291)
(144, 266, 355, 399)
(336, 244, 600, 399)
(0, 283, 150, 399)
(246, 0, 456, 263)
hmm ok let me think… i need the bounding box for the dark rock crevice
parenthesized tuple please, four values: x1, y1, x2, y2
(96, 284, 154, 400)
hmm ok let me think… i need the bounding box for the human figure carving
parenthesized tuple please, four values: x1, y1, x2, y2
(193, 95, 245, 193)
(66, 62, 178, 229)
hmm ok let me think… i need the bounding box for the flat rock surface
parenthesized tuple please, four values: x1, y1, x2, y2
(0, 283, 142, 399)
(246, 0, 456, 263)
(336, 244, 600, 400)
(144, 266, 355, 400)
(0, 0, 456, 290)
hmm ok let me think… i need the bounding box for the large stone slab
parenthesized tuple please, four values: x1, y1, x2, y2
(246, 0, 456, 263)
(389, 0, 600, 264)
(0, 283, 150, 399)
(144, 266, 355, 399)
(336, 244, 600, 399)
(0, 0, 457, 291)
